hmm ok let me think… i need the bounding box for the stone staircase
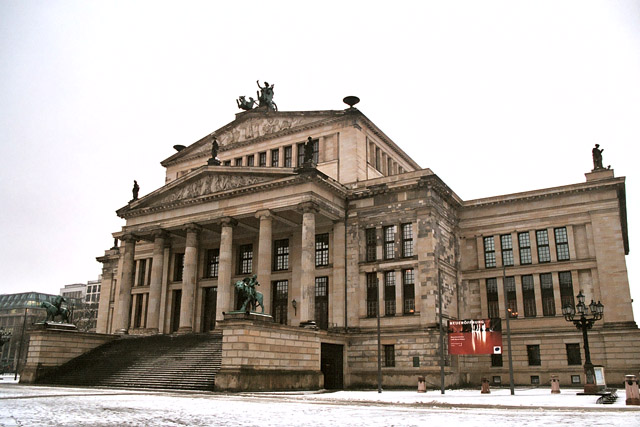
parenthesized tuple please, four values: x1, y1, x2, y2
(38, 333, 223, 391)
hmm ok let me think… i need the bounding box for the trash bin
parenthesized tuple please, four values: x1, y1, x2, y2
(625, 375, 640, 406)
(417, 376, 426, 393)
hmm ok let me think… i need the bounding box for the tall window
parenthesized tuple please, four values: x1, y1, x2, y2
(555, 227, 570, 261)
(401, 223, 413, 257)
(136, 259, 147, 286)
(518, 232, 532, 265)
(315, 277, 328, 330)
(505, 276, 517, 318)
(566, 343, 581, 365)
(402, 269, 415, 315)
(312, 139, 319, 163)
(247, 154, 255, 167)
(540, 273, 555, 316)
(366, 272, 378, 318)
(297, 142, 305, 166)
(272, 280, 288, 325)
(491, 354, 503, 367)
(271, 149, 279, 167)
(527, 345, 541, 366)
(365, 228, 377, 262)
(284, 145, 292, 167)
(173, 253, 185, 282)
(383, 225, 396, 260)
(486, 278, 499, 318)
(536, 230, 551, 263)
(384, 345, 395, 367)
(384, 271, 396, 316)
(501, 234, 514, 267)
(273, 239, 289, 271)
(375, 147, 381, 171)
(205, 249, 219, 278)
(484, 236, 496, 268)
(238, 244, 253, 275)
(315, 233, 329, 266)
(258, 152, 267, 167)
(223, 160, 231, 166)
(522, 275, 536, 317)
(234, 158, 242, 166)
(558, 271, 574, 309)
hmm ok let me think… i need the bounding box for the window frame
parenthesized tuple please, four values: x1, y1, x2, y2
(554, 227, 570, 261)
(238, 244, 253, 275)
(521, 274, 537, 318)
(366, 272, 378, 318)
(536, 230, 551, 263)
(486, 278, 499, 318)
(173, 253, 185, 282)
(365, 228, 377, 262)
(383, 225, 396, 260)
(518, 232, 532, 265)
(271, 148, 279, 167)
(258, 152, 267, 167)
(484, 236, 496, 268)
(401, 223, 414, 258)
(315, 233, 329, 267)
(402, 269, 415, 315)
(284, 145, 292, 167)
(540, 273, 555, 316)
(314, 276, 329, 330)
(527, 344, 541, 366)
(384, 344, 395, 367)
(566, 343, 582, 366)
(273, 239, 289, 271)
(384, 271, 396, 316)
(205, 248, 220, 278)
(501, 234, 514, 267)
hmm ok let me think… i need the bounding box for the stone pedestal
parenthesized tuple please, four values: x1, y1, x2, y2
(481, 377, 490, 394)
(625, 375, 640, 406)
(417, 376, 426, 393)
(550, 375, 561, 394)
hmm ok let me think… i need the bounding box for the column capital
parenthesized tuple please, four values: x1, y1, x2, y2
(255, 209, 272, 220)
(119, 233, 138, 243)
(219, 217, 238, 228)
(183, 223, 202, 234)
(152, 229, 169, 239)
(299, 201, 319, 214)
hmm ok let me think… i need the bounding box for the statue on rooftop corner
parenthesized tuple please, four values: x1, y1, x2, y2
(592, 144, 604, 170)
(236, 95, 256, 111)
(234, 275, 264, 313)
(131, 180, 139, 201)
(208, 136, 221, 166)
(256, 80, 277, 111)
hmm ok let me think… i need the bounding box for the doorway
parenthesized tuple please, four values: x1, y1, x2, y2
(321, 343, 344, 389)
(202, 287, 217, 332)
(171, 290, 182, 333)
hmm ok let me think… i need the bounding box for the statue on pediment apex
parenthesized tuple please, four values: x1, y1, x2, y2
(592, 144, 604, 170)
(131, 180, 139, 202)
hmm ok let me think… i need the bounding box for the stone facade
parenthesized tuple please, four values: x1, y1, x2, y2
(95, 104, 637, 390)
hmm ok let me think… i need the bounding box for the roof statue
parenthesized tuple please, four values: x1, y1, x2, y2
(131, 180, 139, 202)
(236, 81, 277, 111)
(236, 96, 256, 111)
(207, 136, 221, 165)
(592, 144, 605, 170)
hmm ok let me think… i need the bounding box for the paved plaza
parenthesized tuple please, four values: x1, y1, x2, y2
(1, 380, 639, 426)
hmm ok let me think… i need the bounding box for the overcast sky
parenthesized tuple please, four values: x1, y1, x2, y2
(1, 1, 638, 318)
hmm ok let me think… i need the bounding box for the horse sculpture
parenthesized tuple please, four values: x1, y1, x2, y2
(41, 296, 72, 323)
(234, 275, 264, 313)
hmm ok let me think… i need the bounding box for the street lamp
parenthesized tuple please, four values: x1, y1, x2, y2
(562, 291, 604, 394)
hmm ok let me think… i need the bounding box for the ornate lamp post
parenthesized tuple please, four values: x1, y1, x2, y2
(562, 291, 604, 394)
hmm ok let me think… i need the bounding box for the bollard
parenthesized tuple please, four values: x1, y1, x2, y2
(481, 377, 490, 394)
(417, 376, 426, 393)
(625, 375, 640, 406)
(550, 375, 561, 394)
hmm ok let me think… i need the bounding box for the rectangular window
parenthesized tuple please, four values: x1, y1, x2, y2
(558, 271, 575, 309)
(384, 345, 395, 367)
(173, 253, 185, 282)
(491, 354, 503, 367)
(401, 223, 413, 257)
(492, 376, 502, 384)
(223, 160, 231, 166)
(527, 345, 541, 366)
(238, 244, 253, 275)
(297, 142, 305, 166)
(486, 278, 499, 318)
(315, 233, 329, 267)
(555, 227, 570, 261)
(247, 154, 255, 167)
(522, 275, 536, 317)
(136, 259, 147, 286)
(518, 232, 532, 265)
(505, 276, 517, 318)
(383, 225, 396, 260)
(540, 273, 555, 316)
(536, 230, 551, 263)
(571, 375, 581, 384)
(402, 269, 415, 315)
(205, 249, 220, 278)
(366, 273, 378, 318)
(375, 147, 381, 171)
(384, 271, 396, 316)
(234, 158, 242, 166)
(315, 277, 328, 330)
(284, 145, 292, 167)
(531, 376, 540, 385)
(312, 139, 319, 163)
(566, 343, 581, 365)
(387, 158, 393, 176)
(365, 228, 377, 262)
(501, 234, 514, 267)
(272, 280, 288, 325)
(273, 239, 289, 271)
(258, 152, 267, 167)
(271, 148, 279, 167)
(484, 236, 496, 268)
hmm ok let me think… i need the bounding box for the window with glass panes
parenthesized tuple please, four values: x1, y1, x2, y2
(271, 149, 279, 167)
(297, 142, 305, 166)
(558, 271, 574, 309)
(522, 275, 536, 317)
(566, 343, 581, 365)
(484, 236, 496, 268)
(235, 158, 242, 166)
(501, 234, 514, 266)
(205, 249, 219, 278)
(137, 259, 147, 286)
(365, 228, 377, 262)
(223, 160, 231, 166)
(527, 345, 541, 366)
(384, 345, 395, 367)
(486, 278, 499, 318)
(401, 223, 413, 257)
(273, 239, 289, 271)
(540, 273, 555, 316)
(384, 271, 396, 316)
(238, 244, 253, 275)
(402, 269, 415, 314)
(554, 227, 570, 261)
(366, 272, 378, 318)
(272, 280, 288, 325)
(505, 276, 517, 317)
(284, 145, 292, 167)
(536, 230, 551, 263)
(491, 354, 503, 367)
(247, 154, 255, 166)
(315, 277, 328, 330)
(315, 233, 329, 266)
(384, 225, 396, 260)
(258, 152, 267, 167)
(174, 253, 185, 282)
(518, 232, 532, 264)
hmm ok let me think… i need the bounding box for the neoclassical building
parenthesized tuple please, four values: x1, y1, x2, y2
(95, 98, 638, 390)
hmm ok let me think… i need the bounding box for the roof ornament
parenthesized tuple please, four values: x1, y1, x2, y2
(591, 144, 610, 171)
(207, 136, 221, 166)
(236, 81, 278, 111)
(343, 96, 360, 109)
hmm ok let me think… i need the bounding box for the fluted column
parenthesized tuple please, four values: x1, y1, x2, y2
(256, 210, 273, 314)
(178, 225, 200, 333)
(300, 202, 317, 324)
(217, 217, 237, 321)
(146, 230, 167, 332)
(114, 234, 136, 334)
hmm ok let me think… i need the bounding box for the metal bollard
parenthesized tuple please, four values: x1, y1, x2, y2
(417, 376, 426, 393)
(481, 377, 490, 394)
(625, 375, 640, 406)
(550, 375, 561, 394)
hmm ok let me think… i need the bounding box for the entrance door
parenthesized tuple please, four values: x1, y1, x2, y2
(171, 290, 182, 333)
(202, 287, 217, 332)
(321, 343, 344, 389)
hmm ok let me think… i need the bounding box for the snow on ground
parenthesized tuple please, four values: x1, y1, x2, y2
(1, 380, 639, 427)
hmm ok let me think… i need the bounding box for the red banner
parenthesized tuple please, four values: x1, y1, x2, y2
(447, 319, 502, 355)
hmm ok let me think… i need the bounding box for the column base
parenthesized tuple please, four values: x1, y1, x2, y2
(176, 326, 193, 334)
(114, 328, 129, 335)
